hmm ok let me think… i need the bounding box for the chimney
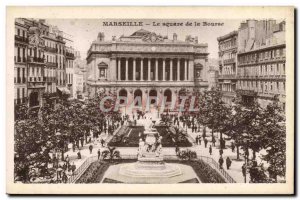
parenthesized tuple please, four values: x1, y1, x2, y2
(97, 32, 105, 41)
(173, 33, 177, 41)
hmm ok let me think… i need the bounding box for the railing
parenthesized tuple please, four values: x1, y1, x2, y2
(67, 156, 98, 183)
(67, 153, 236, 183)
(45, 46, 57, 53)
(163, 154, 235, 183)
(28, 57, 45, 64)
(15, 35, 29, 43)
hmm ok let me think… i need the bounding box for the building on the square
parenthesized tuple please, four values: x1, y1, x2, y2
(14, 18, 72, 109)
(236, 20, 286, 108)
(217, 31, 238, 104)
(65, 46, 75, 97)
(43, 26, 58, 95)
(86, 29, 210, 107)
(14, 19, 29, 105)
(217, 20, 286, 108)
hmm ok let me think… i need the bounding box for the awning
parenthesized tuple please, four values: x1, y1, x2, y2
(56, 87, 71, 95)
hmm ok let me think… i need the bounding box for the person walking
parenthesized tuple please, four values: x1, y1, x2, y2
(195, 135, 198, 145)
(101, 139, 105, 147)
(231, 142, 235, 152)
(204, 138, 208, 148)
(212, 136, 216, 147)
(242, 163, 247, 182)
(77, 151, 81, 159)
(209, 145, 212, 155)
(219, 156, 224, 169)
(219, 148, 223, 156)
(226, 156, 232, 170)
(198, 135, 202, 145)
(97, 149, 101, 160)
(89, 144, 93, 154)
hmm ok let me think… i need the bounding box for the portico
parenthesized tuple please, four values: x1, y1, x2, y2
(86, 29, 210, 104)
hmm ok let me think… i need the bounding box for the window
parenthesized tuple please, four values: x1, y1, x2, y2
(283, 63, 285, 74)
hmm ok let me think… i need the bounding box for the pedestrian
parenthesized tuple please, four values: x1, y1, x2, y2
(89, 144, 93, 154)
(198, 135, 202, 145)
(65, 154, 69, 166)
(195, 135, 198, 145)
(231, 142, 235, 152)
(226, 156, 232, 170)
(209, 145, 212, 155)
(204, 138, 208, 148)
(218, 156, 224, 169)
(97, 149, 101, 160)
(101, 139, 105, 147)
(57, 165, 63, 179)
(77, 151, 81, 159)
(219, 148, 223, 156)
(212, 136, 216, 147)
(242, 163, 247, 178)
(62, 171, 68, 183)
(72, 143, 75, 152)
(81, 137, 84, 147)
(71, 162, 76, 175)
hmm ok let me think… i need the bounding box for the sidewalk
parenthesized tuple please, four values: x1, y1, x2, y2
(181, 122, 250, 183)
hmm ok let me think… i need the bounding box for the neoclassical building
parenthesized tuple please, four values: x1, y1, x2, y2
(86, 29, 209, 106)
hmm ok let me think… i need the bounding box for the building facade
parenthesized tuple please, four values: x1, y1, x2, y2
(217, 31, 238, 104)
(66, 46, 75, 97)
(86, 29, 210, 107)
(14, 18, 71, 109)
(217, 20, 286, 108)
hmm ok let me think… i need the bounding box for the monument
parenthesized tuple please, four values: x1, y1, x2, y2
(102, 120, 200, 183)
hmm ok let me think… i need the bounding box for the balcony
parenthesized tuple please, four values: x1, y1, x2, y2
(45, 46, 57, 53)
(218, 74, 237, 80)
(66, 52, 75, 59)
(15, 56, 27, 63)
(223, 58, 236, 65)
(28, 57, 45, 64)
(15, 35, 29, 44)
(28, 77, 46, 83)
(46, 62, 57, 68)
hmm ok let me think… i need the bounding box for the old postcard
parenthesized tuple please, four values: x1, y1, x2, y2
(6, 6, 294, 194)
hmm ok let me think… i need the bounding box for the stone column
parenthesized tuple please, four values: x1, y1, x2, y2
(170, 59, 173, 81)
(184, 59, 188, 81)
(125, 58, 128, 81)
(155, 59, 158, 81)
(118, 58, 121, 80)
(188, 59, 194, 81)
(110, 57, 117, 81)
(140, 58, 143, 81)
(133, 58, 136, 81)
(148, 59, 151, 81)
(177, 59, 180, 81)
(162, 58, 166, 81)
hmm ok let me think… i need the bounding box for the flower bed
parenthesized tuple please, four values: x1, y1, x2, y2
(108, 125, 192, 147)
(76, 159, 226, 183)
(76, 160, 136, 183)
(184, 160, 226, 183)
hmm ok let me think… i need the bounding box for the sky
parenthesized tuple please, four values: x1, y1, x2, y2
(46, 19, 244, 60)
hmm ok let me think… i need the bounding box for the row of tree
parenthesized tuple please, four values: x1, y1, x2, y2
(14, 91, 121, 183)
(194, 88, 286, 182)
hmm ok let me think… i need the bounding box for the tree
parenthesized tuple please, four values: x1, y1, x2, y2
(14, 119, 52, 182)
(229, 93, 263, 160)
(260, 96, 286, 182)
(204, 88, 231, 148)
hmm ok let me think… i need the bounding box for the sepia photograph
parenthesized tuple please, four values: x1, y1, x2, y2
(6, 6, 294, 194)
